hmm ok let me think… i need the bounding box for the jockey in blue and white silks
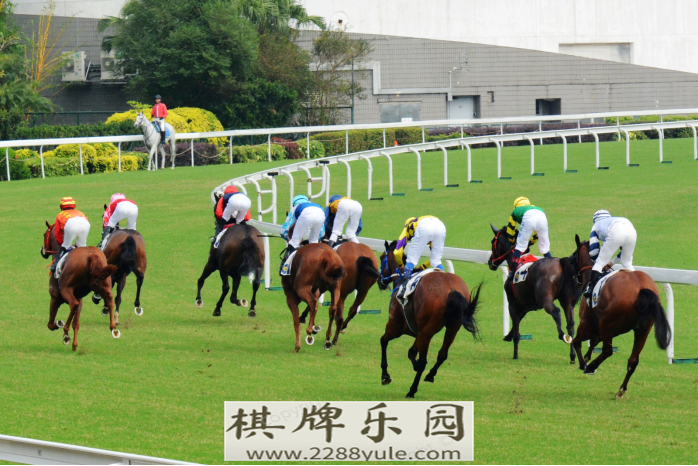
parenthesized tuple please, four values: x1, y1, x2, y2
(279, 195, 326, 273)
(324, 194, 363, 247)
(583, 209, 637, 298)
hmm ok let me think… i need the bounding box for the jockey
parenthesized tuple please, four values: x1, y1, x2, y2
(324, 194, 363, 247)
(394, 216, 447, 281)
(506, 196, 551, 279)
(584, 210, 637, 298)
(213, 186, 252, 240)
(100, 193, 138, 248)
(151, 95, 167, 145)
(51, 197, 90, 272)
(279, 195, 325, 272)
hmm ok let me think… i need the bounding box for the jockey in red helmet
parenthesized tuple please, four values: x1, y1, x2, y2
(50, 197, 90, 272)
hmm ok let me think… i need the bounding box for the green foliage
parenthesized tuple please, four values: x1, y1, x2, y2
(24, 155, 80, 178)
(11, 148, 39, 160)
(310, 129, 394, 156)
(427, 132, 461, 143)
(0, 107, 25, 139)
(93, 154, 139, 173)
(13, 120, 136, 139)
(219, 78, 298, 129)
(394, 127, 422, 145)
(298, 140, 325, 159)
(227, 144, 285, 163)
(0, 155, 31, 180)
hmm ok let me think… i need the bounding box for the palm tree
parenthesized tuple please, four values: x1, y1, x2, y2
(236, 0, 325, 35)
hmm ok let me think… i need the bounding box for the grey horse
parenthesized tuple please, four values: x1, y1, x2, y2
(134, 112, 176, 170)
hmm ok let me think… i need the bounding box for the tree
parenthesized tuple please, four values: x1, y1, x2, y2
(237, 0, 325, 36)
(26, 0, 72, 95)
(299, 28, 373, 126)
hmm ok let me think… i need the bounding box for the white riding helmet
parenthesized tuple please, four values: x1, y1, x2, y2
(593, 209, 611, 224)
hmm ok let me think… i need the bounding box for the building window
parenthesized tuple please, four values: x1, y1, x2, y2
(487, 91, 494, 103)
(536, 98, 561, 116)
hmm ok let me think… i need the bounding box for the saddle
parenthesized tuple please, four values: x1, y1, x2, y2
(54, 247, 75, 279)
(590, 269, 620, 308)
(150, 122, 172, 142)
(395, 268, 444, 333)
(280, 250, 298, 276)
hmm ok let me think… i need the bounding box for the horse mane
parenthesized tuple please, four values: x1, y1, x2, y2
(559, 253, 583, 306)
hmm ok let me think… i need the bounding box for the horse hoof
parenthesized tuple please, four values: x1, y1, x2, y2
(239, 299, 249, 308)
(570, 360, 576, 365)
(195, 299, 204, 308)
(503, 335, 513, 342)
(135, 307, 143, 316)
(381, 376, 392, 386)
(305, 335, 315, 346)
(212, 309, 221, 317)
(248, 310, 256, 319)
(57, 320, 65, 328)
(92, 294, 101, 304)
(324, 341, 332, 351)
(340, 329, 346, 334)
(615, 389, 626, 399)
(584, 368, 596, 375)
(563, 334, 573, 344)
(312, 325, 321, 334)
(295, 346, 300, 353)
(424, 374, 435, 383)
(405, 393, 415, 399)
(101, 306, 109, 316)
(299, 317, 306, 324)
(112, 329, 121, 339)
(62, 335, 70, 345)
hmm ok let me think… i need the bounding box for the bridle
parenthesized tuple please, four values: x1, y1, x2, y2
(42, 225, 58, 255)
(572, 243, 594, 286)
(489, 230, 511, 267)
(378, 252, 401, 289)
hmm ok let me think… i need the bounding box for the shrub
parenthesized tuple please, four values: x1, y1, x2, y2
(107, 109, 190, 133)
(0, 157, 32, 181)
(42, 150, 56, 158)
(25, 157, 80, 178)
(226, 144, 285, 163)
(13, 120, 136, 140)
(298, 140, 325, 159)
(395, 127, 422, 145)
(426, 132, 461, 143)
(170, 107, 226, 146)
(310, 129, 395, 156)
(91, 142, 118, 159)
(12, 149, 39, 160)
(133, 142, 224, 166)
(271, 137, 303, 159)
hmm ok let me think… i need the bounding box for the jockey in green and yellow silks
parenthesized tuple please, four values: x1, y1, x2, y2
(394, 215, 446, 281)
(506, 196, 552, 278)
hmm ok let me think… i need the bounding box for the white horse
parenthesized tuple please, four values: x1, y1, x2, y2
(134, 113, 176, 170)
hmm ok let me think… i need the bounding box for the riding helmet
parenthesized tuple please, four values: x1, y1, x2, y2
(60, 197, 76, 210)
(224, 185, 238, 194)
(292, 194, 309, 206)
(155, 95, 162, 100)
(110, 193, 126, 204)
(513, 196, 530, 208)
(593, 209, 611, 224)
(328, 194, 343, 204)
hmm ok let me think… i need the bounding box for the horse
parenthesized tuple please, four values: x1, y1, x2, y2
(378, 240, 482, 398)
(93, 226, 147, 324)
(298, 241, 380, 334)
(41, 222, 120, 351)
(488, 224, 583, 362)
(281, 243, 345, 353)
(134, 112, 176, 170)
(572, 235, 671, 398)
(196, 223, 264, 318)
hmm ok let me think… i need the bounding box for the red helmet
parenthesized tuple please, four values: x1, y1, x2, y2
(60, 197, 76, 210)
(224, 186, 238, 194)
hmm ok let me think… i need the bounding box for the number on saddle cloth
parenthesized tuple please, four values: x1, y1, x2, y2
(396, 268, 442, 308)
(591, 269, 619, 308)
(280, 250, 299, 276)
(54, 246, 75, 279)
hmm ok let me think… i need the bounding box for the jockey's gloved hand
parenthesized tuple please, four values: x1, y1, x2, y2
(435, 264, 445, 271)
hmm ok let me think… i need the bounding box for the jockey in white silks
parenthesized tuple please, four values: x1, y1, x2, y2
(99, 193, 138, 248)
(279, 195, 325, 274)
(324, 194, 363, 247)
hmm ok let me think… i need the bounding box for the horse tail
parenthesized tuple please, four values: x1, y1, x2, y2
(356, 256, 380, 280)
(445, 282, 482, 340)
(238, 233, 261, 276)
(118, 235, 137, 276)
(634, 288, 672, 350)
(89, 254, 119, 282)
(321, 253, 345, 283)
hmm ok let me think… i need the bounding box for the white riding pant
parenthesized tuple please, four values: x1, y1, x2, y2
(222, 195, 252, 223)
(516, 209, 550, 255)
(289, 206, 325, 249)
(405, 217, 446, 268)
(330, 199, 362, 243)
(107, 201, 138, 229)
(593, 219, 637, 272)
(62, 217, 91, 249)
(155, 118, 165, 131)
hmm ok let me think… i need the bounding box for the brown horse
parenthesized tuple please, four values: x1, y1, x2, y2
(378, 240, 481, 398)
(572, 235, 671, 398)
(196, 223, 264, 318)
(41, 222, 119, 351)
(488, 224, 583, 362)
(299, 241, 380, 333)
(93, 228, 147, 324)
(281, 243, 345, 352)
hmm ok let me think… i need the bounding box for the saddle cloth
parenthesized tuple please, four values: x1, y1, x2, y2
(280, 250, 299, 276)
(396, 268, 443, 308)
(54, 246, 75, 279)
(213, 228, 228, 249)
(513, 260, 536, 284)
(100, 234, 111, 251)
(591, 269, 620, 308)
(151, 121, 173, 139)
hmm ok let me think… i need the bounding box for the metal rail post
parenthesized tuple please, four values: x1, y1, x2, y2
(337, 159, 352, 198)
(379, 152, 394, 196)
(691, 124, 698, 160)
(4, 148, 9, 181)
(345, 130, 349, 155)
(190, 140, 195, 167)
(360, 155, 375, 200)
(409, 148, 422, 190)
(39, 146, 45, 179)
(663, 283, 674, 363)
(620, 129, 638, 166)
(79, 144, 84, 175)
(279, 170, 295, 210)
(492, 139, 509, 179)
(382, 128, 386, 148)
(421, 127, 425, 144)
(592, 132, 607, 169)
(229, 137, 233, 164)
(117, 142, 121, 172)
(307, 133, 310, 159)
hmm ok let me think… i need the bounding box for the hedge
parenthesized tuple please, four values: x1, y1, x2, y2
(25, 157, 81, 178)
(310, 129, 396, 156)
(298, 140, 326, 159)
(0, 157, 32, 181)
(223, 144, 286, 163)
(13, 120, 136, 140)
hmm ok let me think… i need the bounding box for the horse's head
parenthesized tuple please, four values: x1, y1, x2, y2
(378, 240, 400, 290)
(134, 113, 146, 128)
(41, 221, 55, 259)
(572, 234, 594, 285)
(487, 223, 512, 271)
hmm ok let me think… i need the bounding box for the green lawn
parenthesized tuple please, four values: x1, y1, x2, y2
(0, 137, 697, 464)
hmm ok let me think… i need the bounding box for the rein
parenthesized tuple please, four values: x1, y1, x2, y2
(43, 227, 58, 254)
(379, 254, 401, 288)
(490, 231, 511, 265)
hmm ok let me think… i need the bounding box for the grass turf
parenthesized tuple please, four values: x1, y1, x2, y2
(0, 137, 697, 464)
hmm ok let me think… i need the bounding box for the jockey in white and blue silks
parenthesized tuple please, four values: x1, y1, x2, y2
(279, 195, 325, 273)
(583, 209, 637, 298)
(324, 194, 363, 247)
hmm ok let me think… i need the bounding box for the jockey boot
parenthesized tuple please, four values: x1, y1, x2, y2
(279, 245, 296, 275)
(160, 131, 166, 145)
(98, 226, 115, 249)
(584, 270, 601, 299)
(50, 247, 67, 272)
(328, 240, 336, 248)
(239, 220, 247, 225)
(508, 249, 522, 281)
(543, 252, 552, 258)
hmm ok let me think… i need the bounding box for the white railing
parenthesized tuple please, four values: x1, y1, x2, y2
(4, 107, 698, 181)
(0, 434, 198, 465)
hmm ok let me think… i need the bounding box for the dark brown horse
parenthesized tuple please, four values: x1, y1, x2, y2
(93, 227, 147, 324)
(196, 223, 265, 318)
(378, 240, 481, 398)
(488, 224, 583, 362)
(281, 243, 345, 352)
(42, 222, 119, 351)
(572, 235, 671, 398)
(299, 241, 380, 334)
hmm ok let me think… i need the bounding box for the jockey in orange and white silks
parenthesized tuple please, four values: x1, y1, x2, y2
(583, 209, 637, 298)
(212, 186, 252, 241)
(394, 216, 447, 281)
(324, 194, 363, 247)
(99, 193, 138, 248)
(51, 197, 90, 272)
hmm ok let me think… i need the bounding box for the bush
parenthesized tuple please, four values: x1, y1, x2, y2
(42, 150, 56, 158)
(170, 107, 226, 146)
(12, 149, 39, 160)
(0, 157, 32, 181)
(133, 142, 224, 166)
(298, 140, 325, 159)
(25, 157, 80, 178)
(271, 137, 303, 159)
(226, 144, 285, 163)
(426, 132, 461, 143)
(13, 120, 136, 140)
(107, 109, 190, 133)
(91, 142, 118, 159)
(310, 129, 395, 156)
(395, 127, 422, 145)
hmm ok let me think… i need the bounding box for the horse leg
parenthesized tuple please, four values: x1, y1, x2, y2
(584, 328, 615, 374)
(562, 299, 577, 364)
(249, 266, 262, 312)
(213, 270, 230, 317)
(285, 291, 303, 353)
(341, 286, 370, 333)
(134, 270, 145, 314)
(583, 336, 600, 363)
(196, 257, 217, 308)
(510, 306, 524, 360)
(47, 295, 63, 331)
(296, 288, 319, 345)
(113, 275, 126, 326)
(406, 332, 433, 398)
(329, 290, 345, 347)
(380, 304, 405, 385)
(229, 274, 242, 305)
(299, 305, 310, 324)
(408, 342, 418, 371)
(71, 300, 83, 351)
(543, 299, 567, 342)
(160, 146, 166, 170)
(616, 324, 652, 398)
(424, 324, 459, 383)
